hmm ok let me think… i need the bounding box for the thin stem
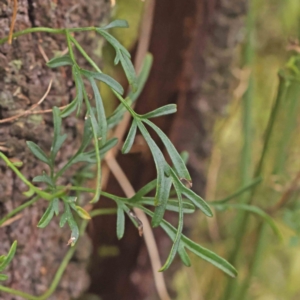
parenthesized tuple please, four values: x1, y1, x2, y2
(0, 27, 99, 45)
(211, 177, 262, 205)
(70, 36, 102, 73)
(0, 196, 40, 227)
(0, 152, 52, 200)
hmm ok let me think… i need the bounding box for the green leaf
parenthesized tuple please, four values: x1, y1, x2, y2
(119, 51, 138, 92)
(127, 53, 153, 101)
(74, 206, 91, 220)
(60, 97, 78, 118)
(51, 107, 67, 159)
(178, 245, 191, 267)
(47, 55, 73, 68)
(89, 79, 107, 143)
(99, 138, 118, 156)
(33, 173, 54, 187)
(26, 141, 49, 165)
(37, 202, 55, 228)
(213, 203, 282, 240)
(0, 274, 8, 281)
(59, 212, 68, 228)
(122, 119, 137, 154)
(23, 187, 35, 198)
(141, 104, 177, 119)
(107, 54, 153, 130)
(0, 241, 17, 272)
(151, 176, 172, 227)
(52, 198, 59, 216)
(68, 217, 79, 246)
(178, 179, 213, 217)
(142, 207, 237, 277)
(116, 204, 125, 240)
(81, 69, 124, 95)
(137, 198, 195, 214)
(0, 256, 5, 264)
(143, 119, 191, 183)
(137, 121, 169, 209)
(160, 169, 184, 271)
(72, 65, 84, 115)
(101, 19, 129, 30)
(130, 180, 157, 202)
(97, 30, 131, 59)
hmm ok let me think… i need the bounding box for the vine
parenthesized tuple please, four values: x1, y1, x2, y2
(0, 20, 239, 298)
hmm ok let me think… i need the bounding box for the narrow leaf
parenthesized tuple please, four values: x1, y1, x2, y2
(37, 202, 55, 228)
(152, 176, 172, 227)
(68, 217, 79, 246)
(122, 119, 137, 154)
(116, 204, 126, 240)
(144, 119, 191, 183)
(0, 241, 17, 272)
(119, 52, 138, 92)
(53, 198, 59, 216)
(81, 69, 124, 95)
(74, 206, 91, 220)
(141, 104, 177, 119)
(60, 97, 78, 118)
(52, 107, 67, 158)
(97, 30, 131, 59)
(178, 245, 191, 267)
(142, 207, 237, 277)
(137, 121, 169, 209)
(47, 55, 73, 68)
(160, 169, 184, 271)
(99, 138, 118, 156)
(138, 198, 195, 214)
(127, 53, 153, 101)
(23, 188, 35, 198)
(131, 180, 157, 202)
(72, 65, 84, 115)
(177, 178, 213, 217)
(59, 212, 68, 228)
(101, 19, 129, 30)
(26, 141, 49, 165)
(89, 79, 107, 143)
(33, 173, 54, 187)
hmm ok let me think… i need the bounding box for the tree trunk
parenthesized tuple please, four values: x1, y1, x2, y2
(0, 1, 110, 299)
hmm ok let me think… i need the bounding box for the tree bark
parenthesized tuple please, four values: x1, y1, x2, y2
(0, 1, 110, 299)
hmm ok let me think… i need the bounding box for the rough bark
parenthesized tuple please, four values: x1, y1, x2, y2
(0, 1, 110, 299)
(89, 0, 246, 299)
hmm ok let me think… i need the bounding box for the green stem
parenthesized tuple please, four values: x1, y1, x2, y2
(0, 196, 40, 227)
(0, 27, 98, 45)
(0, 152, 52, 200)
(211, 177, 262, 205)
(70, 36, 102, 73)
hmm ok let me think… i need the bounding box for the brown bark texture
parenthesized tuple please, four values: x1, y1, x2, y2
(0, 1, 110, 299)
(89, 0, 246, 299)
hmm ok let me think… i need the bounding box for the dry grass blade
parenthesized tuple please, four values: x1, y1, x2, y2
(8, 0, 18, 44)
